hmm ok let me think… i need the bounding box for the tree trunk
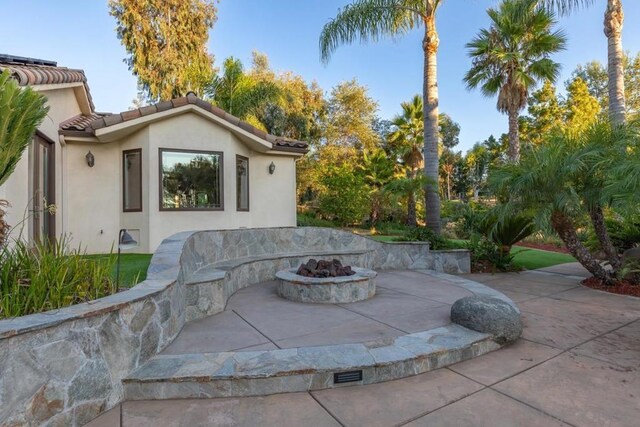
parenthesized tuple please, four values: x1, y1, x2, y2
(370, 195, 380, 227)
(551, 212, 616, 285)
(423, 14, 442, 234)
(589, 204, 621, 270)
(604, 0, 626, 124)
(406, 192, 417, 227)
(507, 108, 520, 163)
(446, 171, 451, 201)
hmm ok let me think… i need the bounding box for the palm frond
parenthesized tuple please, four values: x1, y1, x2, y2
(319, 0, 425, 64)
(0, 70, 49, 186)
(536, 0, 596, 17)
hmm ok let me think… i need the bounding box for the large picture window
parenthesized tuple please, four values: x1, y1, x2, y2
(236, 155, 249, 211)
(160, 149, 223, 210)
(123, 149, 142, 212)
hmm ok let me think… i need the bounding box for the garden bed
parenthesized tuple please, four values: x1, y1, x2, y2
(582, 277, 640, 297)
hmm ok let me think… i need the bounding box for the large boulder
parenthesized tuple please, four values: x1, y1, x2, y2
(451, 296, 522, 344)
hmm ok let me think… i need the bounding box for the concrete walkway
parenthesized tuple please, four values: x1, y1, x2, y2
(88, 263, 640, 427)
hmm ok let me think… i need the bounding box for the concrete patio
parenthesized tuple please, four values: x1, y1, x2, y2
(88, 263, 640, 426)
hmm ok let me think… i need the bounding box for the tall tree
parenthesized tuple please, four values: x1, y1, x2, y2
(248, 52, 326, 145)
(465, 0, 566, 162)
(564, 77, 601, 133)
(0, 70, 49, 244)
(438, 113, 460, 200)
(324, 79, 379, 150)
(570, 52, 640, 115)
(439, 113, 460, 149)
(319, 0, 446, 234)
(109, 0, 217, 101)
(520, 81, 564, 146)
(538, 0, 626, 123)
(388, 95, 424, 226)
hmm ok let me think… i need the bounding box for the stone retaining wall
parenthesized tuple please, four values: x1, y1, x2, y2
(0, 227, 470, 426)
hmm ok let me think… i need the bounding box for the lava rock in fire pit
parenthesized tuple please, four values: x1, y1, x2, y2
(296, 259, 356, 278)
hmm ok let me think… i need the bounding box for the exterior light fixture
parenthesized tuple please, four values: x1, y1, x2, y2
(268, 161, 276, 175)
(85, 151, 95, 167)
(116, 229, 138, 288)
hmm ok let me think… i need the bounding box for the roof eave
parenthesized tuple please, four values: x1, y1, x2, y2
(92, 104, 274, 152)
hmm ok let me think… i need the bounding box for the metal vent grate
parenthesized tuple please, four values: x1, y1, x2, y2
(333, 370, 363, 384)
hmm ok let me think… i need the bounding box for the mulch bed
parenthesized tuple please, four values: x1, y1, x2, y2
(582, 277, 640, 297)
(515, 242, 569, 253)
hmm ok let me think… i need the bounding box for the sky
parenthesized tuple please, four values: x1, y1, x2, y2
(1, 0, 639, 153)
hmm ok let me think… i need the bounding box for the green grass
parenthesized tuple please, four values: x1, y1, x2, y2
(511, 246, 576, 270)
(83, 253, 153, 288)
(368, 235, 403, 242)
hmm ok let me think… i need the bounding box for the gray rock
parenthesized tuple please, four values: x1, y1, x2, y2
(130, 300, 156, 333)
(450, 296, 522, 344)
(30, 340, 86, 380)
(67, 359, 111, 406)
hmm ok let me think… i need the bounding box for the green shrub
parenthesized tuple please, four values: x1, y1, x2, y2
(585, 215, 640, 253)
(476, 212, 537, 253)
(297, 212, 336, 228)
(0, 237, 117, 318)
(399, 226, 456, 250)
(466, 234, 517, 272)
(317, 165, 370, 226)
(450, 201, 491, 239)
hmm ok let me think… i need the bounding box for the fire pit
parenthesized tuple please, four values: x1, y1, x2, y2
(276, 259, 377, 304)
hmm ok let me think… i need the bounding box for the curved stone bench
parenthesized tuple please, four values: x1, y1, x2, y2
(0, 227, 471, 426)
(122, 270, 518, 401)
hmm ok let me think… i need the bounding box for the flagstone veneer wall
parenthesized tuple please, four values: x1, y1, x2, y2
(0, 227, 470, 426)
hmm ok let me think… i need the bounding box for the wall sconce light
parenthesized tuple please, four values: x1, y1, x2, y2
(85, 151, 95, 167)
(268, 161, 276, 175)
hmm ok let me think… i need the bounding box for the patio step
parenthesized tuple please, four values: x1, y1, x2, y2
(122, 324, 500, 400)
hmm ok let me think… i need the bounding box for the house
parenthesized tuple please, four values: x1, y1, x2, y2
(0, 55, 308, 253)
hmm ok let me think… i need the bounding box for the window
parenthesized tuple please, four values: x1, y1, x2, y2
(123, 149, 142, 212)
(236, 155, 249, 211)
(160, 149, 223, 210)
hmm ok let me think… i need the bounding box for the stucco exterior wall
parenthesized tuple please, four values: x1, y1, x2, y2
(144, 113, 298, 251)
(0, 85, 81, 243)
(65, 142, 120, 253)
(62, 112, 298, 253)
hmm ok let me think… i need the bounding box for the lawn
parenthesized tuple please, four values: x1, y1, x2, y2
(83, 253, 153, 288)
(511, 246, 576, 270)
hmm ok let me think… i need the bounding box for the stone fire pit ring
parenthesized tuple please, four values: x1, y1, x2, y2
(276, 267, 377, 304)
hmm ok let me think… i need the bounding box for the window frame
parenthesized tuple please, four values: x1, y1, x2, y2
(122, 148, 143, 213)
(236, 155, 250, 212)
(158, 148, 225, 212)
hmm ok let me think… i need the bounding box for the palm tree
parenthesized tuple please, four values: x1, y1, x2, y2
(205, 57, 280, 123)
(537, 0, 626, 124)
(387, 95, 424, 226)
(464, 0, 567, 162)
(0, 70, 49, 244)
(319, 0, 445, 234)
(359, 148, 396, 225)
(490, 119, 640, 286)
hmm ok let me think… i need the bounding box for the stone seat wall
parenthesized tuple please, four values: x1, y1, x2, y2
(0, 227, 470, 426)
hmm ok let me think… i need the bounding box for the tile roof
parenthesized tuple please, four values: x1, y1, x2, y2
(59, 93, 309, 154)
(0, 55, 96, 111)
